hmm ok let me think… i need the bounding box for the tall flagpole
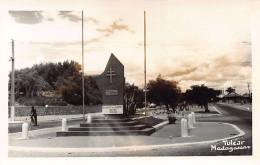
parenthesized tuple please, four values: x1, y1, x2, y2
(144, 11, 147, 119)
(82, 11, 85, 121)
(11, 39, 15, 121)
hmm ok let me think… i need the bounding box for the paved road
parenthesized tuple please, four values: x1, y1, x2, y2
(9, 103, 252, 157)
(69, 103, 251, 157)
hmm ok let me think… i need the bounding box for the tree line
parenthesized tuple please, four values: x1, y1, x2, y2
(9, 61, 101, 106)
(9, 61, 222, 114)
(125, 74, 222, 114)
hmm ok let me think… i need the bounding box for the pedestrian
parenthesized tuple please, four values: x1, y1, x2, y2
(30, 106, 37, 126)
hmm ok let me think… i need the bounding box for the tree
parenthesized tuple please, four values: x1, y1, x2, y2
(60, 75, 101, 105)
(226, 87, 235, 94)
(14, 68, 51, 98)
(33, 61, 81, 90)
(185, 84, 220, 112)
(147, 75, 181, 113)
(124, 83, 144, 115)
(9, 60, 101, 106)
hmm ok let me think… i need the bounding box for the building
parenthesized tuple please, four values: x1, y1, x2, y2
(222, 92, 242, 103)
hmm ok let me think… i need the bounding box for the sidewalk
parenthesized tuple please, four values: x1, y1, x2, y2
(8, 121, 244, 151)
(8, 112, 102, 123)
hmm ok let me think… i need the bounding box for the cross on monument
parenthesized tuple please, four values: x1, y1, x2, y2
(106, 67, 116, 84)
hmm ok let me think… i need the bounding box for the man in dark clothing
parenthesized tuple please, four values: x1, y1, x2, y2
(31, 106, 37, 126)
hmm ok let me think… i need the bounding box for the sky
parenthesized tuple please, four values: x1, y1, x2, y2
(1, 0, 252, 94)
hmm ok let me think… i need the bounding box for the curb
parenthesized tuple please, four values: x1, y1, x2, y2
(8, 121, 24, 124)
(153, 121, 169, 131)
(8, 122, 245, 153)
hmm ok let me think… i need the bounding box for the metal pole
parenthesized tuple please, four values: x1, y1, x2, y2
(11, 39, 15, 121)
(144, 11, 147, 119)
(247, 82, 251, 97)
(82, 11, 85, 121)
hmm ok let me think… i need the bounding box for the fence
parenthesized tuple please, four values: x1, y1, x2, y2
(8, 105, 102, 117)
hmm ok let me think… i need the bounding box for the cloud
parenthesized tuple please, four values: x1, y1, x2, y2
(97, 19, 134, 37)
(166, 67, 198, 77)
(241, 41, 251, 45)
(86, 17, 99, 25)
(29, 19, 133, 47)
(30, 41, 79, 46)
(59, 11, 81, 22)
(59, 11, 99, 25)
(9, 11, 44, 24)
(29, 37, 101, 46)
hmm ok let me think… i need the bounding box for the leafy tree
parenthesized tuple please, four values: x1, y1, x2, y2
(147, 75, 181, 113)
(14, 68, 51, 98)
(185, 84, 220, 112)
(226, 87, 235, 94)
(124, 83, 144, 115)
(9, 60, 101, 106)
(60, 75, 101, 105)
(33, 61, 81, 90)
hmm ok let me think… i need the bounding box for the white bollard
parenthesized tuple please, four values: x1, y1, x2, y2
(188, 114, 194, 129)
(181, 118, 188, 137)
(11, 106, 15, 121)
(62, 118, 67, 131)
(191, 112, 196, 124)
(87, 115, 92, 123)
(22, 122, 29, 139)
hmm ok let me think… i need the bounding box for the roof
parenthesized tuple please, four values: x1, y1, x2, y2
(218, 94, 225, 98)
(223, 92, 241, 98)
(242, 93, 250, 98)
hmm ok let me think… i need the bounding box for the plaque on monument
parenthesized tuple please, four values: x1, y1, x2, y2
(105, 90, 118, 96)
(94, 53, 125, 115)
(102, 105, 124, 114)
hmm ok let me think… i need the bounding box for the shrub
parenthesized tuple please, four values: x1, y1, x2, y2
(168, 115, 177, 124)
(135, 116, 165, 127)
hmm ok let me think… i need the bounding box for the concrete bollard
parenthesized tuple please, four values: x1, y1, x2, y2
(191, 112, 196, 124)
(188, 114, 194, 129)
(181, 118, 188, 137)
(62, 118, 67, 131)
(87, 115, 92, 123)
(22, 122, 29, 139)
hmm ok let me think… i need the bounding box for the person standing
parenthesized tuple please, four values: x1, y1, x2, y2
(31, 106, 37, 126)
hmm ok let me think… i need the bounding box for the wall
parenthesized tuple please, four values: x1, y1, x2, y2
(8, 105, 102, 117)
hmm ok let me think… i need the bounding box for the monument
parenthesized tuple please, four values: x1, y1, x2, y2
(56, 54, 156, 136)
(94, 53, 125, 116)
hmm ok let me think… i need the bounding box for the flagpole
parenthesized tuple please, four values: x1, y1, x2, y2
(82, 11, 85, 121)
(144, 11, 147, 119)
(11, 39, 15, 121)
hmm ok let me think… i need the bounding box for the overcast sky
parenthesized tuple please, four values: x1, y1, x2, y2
(3, 0, 252, 94)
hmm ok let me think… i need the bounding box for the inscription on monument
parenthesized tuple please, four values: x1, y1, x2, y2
(105, 90, 118, 96)
(102, 105, 124, 114)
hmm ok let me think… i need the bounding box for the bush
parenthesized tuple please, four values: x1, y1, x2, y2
(168, 115, 177, 124)
(135, 116, 165, 127)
